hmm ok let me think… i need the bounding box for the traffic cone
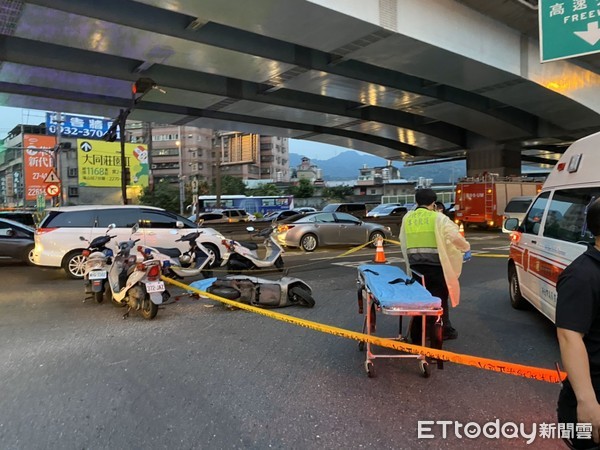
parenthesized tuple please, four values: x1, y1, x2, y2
(458, 223, 465, 238)
(373, 237, 387, 263)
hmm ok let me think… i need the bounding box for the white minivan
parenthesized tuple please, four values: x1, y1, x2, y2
(506, 132, 600, 322)
(33, 205, 229, 279)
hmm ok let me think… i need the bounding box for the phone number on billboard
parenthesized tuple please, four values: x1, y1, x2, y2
(47, 125, 109, 138)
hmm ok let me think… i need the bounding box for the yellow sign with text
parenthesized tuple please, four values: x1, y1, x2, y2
(77, 140, 149, 187)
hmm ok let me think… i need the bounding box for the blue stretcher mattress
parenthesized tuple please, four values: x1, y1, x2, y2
(358, 264, 441, 311)
(189, 277, 217, 293)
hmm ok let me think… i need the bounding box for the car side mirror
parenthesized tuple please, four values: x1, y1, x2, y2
(6, 228, 15, 237)
(176, 220, 184, 229)
(504, 218, 519, 231)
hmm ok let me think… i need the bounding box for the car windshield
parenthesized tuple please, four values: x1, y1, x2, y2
(505, 200, 532, 213)
(369, 204, 400, 213)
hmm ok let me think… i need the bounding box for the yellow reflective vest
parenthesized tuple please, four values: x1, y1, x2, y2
(400, 208, 471, 307)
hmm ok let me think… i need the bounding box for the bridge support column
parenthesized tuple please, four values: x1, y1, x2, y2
(465, 136, 522, 177)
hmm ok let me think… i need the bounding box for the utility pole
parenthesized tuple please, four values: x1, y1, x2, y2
(177, 126, 185, 215)
(104, 78, 157, 205)
(54, 112, 63, 206)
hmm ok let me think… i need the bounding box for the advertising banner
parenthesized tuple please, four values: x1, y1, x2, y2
(77, 140, 149, 188)
(46, 112, 119, 139)
(23, 134, 57, 201)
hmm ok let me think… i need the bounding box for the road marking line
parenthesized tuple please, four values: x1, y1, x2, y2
(163, 276, 565, 384)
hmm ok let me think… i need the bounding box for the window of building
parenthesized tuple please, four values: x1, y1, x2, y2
(67, 186, 79, 197)
(67, 167, 78, 177)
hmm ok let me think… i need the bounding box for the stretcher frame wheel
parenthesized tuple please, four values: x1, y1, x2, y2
(365, 361, 375, 378)
(419, 360, 431, 378)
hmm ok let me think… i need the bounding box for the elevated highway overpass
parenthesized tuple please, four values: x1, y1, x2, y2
(0, 0, 599, 174)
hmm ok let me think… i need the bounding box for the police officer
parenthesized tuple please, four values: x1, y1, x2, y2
(400, 189, 470, 341)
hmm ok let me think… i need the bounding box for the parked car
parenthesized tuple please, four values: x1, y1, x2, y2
(365, 204, 407, 218)
(276, 212, 392, 252)
(33, 205, 229, 279)
(294, 207, 317, 213)
(213, 209, 251, 222)
(0, 218, 35, 264)
(256, 210, 304, 222)
(501, 196, 534, 233)
(188, 212, 229, 224)
(321, 203, 368, 219)
(0, 210, 38, 227)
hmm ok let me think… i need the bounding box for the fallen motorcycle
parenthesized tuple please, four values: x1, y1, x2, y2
(190, 274, 315, 308)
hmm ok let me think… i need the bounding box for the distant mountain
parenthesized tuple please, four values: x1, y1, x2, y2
(290, 151, 466, 184)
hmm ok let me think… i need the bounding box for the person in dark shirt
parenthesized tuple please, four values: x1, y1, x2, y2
(557, 197, 600, 449)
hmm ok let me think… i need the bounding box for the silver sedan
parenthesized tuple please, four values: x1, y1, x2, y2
(276, 212, 392, 252)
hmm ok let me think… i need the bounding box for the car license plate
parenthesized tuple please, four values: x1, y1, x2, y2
(88, 270, 107, 280)
(145, 281, 165, 293)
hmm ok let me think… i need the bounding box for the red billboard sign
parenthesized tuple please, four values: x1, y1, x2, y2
(23, 134, 57, 201)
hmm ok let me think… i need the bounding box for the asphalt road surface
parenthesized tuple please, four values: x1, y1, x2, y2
(0, 230, 565, 449)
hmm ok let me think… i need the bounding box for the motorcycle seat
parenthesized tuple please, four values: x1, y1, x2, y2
(238, 241, 258, 250)
(154, 247, 182, 258)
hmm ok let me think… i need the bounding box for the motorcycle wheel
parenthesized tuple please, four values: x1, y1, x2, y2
(275, 256, 284, 272)
(94, 291, 104, 304)
(290, 287, 315, 308)
(140, 296, 158, 320)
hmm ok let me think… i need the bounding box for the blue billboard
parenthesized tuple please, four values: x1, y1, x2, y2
(45, 113, 120, 139)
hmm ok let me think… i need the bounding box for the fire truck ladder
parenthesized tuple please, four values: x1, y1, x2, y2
(484, 175, 495, 223)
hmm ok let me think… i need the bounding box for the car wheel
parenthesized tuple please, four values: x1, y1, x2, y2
(369, 231, 385, 248)
(23, 244, 35, 265)
(62, 250, 87, 279)
(300, 234, 318, 252)
(202, 243, 221, 268)
(509, 265, 529, 310)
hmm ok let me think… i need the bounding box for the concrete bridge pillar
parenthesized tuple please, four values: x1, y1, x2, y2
(465, 135, 522, 178)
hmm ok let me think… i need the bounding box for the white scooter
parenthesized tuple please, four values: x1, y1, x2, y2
(145, 231, 215, 279)
(81, 224, 117, 304)
(221, 226, 284, 273)
(107, 225, 169, 320)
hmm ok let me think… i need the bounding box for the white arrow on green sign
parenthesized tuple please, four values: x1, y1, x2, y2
(540, 0, 600, 62)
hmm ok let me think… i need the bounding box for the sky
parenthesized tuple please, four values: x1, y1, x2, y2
(0, 105, 353, 159)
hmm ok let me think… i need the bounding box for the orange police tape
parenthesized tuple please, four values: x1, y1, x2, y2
(162, 275, 567, 384)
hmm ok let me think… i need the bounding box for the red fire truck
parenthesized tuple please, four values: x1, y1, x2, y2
(454, 174, 543, 229)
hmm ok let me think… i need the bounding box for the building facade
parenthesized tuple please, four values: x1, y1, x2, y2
(0, 117, 292, 208)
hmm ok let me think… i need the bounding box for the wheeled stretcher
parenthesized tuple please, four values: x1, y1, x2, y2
(357, 264, 443, 378)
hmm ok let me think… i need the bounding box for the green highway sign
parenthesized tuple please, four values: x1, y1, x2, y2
(540, 0, 600, 62)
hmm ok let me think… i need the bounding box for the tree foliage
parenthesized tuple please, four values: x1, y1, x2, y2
(248, 183, 282, 196)
(212, 175, 246, 195)
(322, 185, 354, 201)
(288, 178, 314, 198)
(139, 180, 180, 213)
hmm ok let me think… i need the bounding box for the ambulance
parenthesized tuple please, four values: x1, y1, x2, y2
(506, 132, 600, 322)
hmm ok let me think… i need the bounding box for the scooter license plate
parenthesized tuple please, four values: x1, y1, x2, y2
(88, 270, 107, 280)
(145, 281, 165, 293)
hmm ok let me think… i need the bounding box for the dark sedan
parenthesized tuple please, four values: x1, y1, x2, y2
(0, 218, 35, 264)
(275, 212, 392, 252)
